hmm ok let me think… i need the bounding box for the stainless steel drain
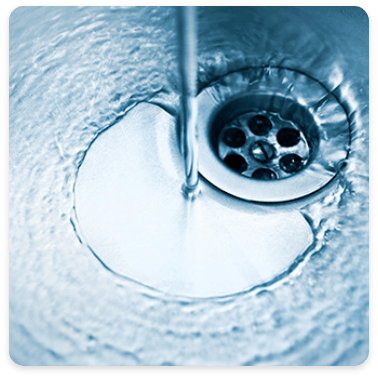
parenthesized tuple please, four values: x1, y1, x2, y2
(197, 67, 351, 202)
(218, 111, 310, 179)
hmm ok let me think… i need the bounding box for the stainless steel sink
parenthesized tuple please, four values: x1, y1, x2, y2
(9, 6, 369, 366)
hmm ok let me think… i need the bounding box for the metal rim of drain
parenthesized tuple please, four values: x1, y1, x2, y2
(197, 67, 351, 203)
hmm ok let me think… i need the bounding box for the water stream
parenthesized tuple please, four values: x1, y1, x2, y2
(176, 6, 200, 199)
(9, 6, 368, 365)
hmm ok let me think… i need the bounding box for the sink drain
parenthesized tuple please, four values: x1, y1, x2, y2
(219, 111, 310, 179)
(197, 67, 350, 202)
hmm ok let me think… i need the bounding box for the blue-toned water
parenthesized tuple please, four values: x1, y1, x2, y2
(176, 6, 200, 198)
(9, 6, 368, 365)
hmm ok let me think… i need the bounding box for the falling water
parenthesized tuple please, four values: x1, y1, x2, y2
(176, 6, 200, 199)
(9, 6, 368, 365)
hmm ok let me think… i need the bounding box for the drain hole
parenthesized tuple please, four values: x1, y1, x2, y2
(222, 127, 246, 148)
(279, 154, 303, 173)
(277, 128, 301, 147)
(198, 67, 350, 202)
(252, 168, 277, 180)
(248, 115, 272, 136)
(224, 154, 247, 173)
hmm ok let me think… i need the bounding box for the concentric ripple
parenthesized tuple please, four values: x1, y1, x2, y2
(9, 6, 368, 366)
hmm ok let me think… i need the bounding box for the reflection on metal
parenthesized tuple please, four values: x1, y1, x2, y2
(197, 67, 351, 202)
(74, 103, 313, 298)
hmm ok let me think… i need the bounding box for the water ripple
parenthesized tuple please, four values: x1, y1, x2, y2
(9, 6, 368, 366)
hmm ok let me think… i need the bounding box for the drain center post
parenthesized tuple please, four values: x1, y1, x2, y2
(176, 6, 200, 200)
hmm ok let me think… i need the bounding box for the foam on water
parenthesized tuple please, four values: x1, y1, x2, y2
(9, 6, 368, 365)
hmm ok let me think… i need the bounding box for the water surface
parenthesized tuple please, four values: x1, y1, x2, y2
(9, 6, 368, 365)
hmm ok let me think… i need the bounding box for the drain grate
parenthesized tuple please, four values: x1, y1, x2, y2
(197, 67, 350, 202)
(218, 111, 310, 179)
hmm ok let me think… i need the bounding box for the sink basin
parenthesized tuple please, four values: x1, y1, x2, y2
(9, 6, 369, 366)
